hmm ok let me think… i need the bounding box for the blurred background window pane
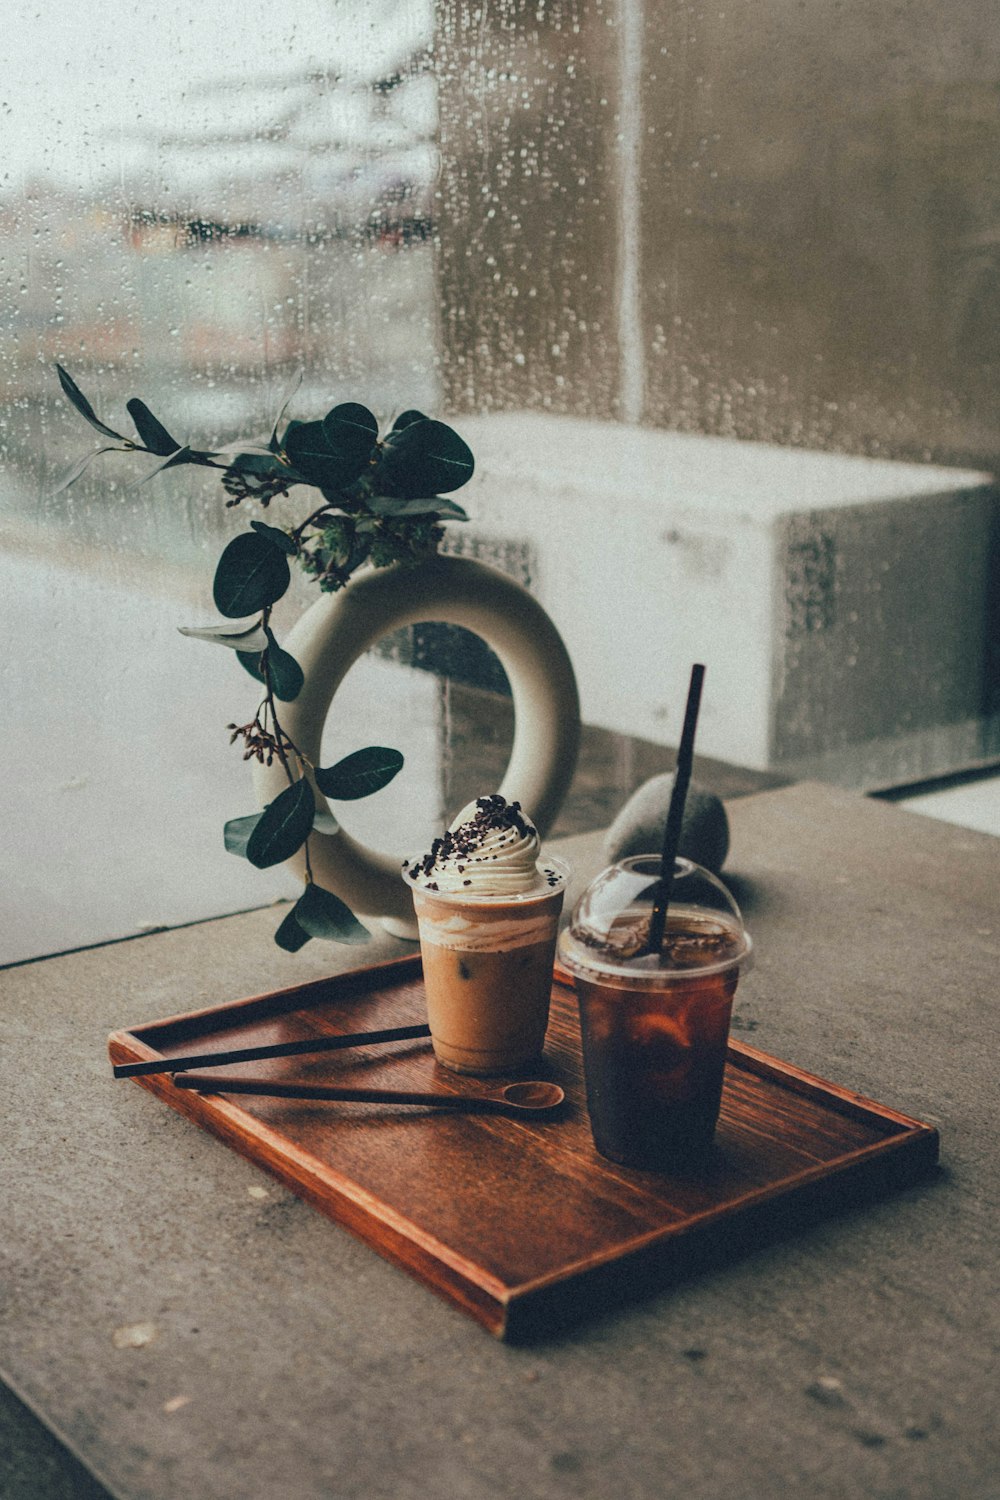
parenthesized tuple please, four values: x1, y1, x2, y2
(3, 0, 448, 964)
(5, 0, 999, 964)
(437, 0, 1000, 463)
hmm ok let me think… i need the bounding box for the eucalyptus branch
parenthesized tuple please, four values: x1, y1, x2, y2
(292, 502, 338, 540)
(258, 609, 314, 884)
(259, 608, 294, 786)
(56, 364, 475, 949)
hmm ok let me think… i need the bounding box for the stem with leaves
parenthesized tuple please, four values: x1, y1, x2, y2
(55, 365, 476, 950)
(257, 612, 314, 886)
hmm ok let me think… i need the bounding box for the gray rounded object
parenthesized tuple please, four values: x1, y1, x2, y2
(601, 773, 730, 875)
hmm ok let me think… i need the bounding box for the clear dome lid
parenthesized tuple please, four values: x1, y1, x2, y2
(559, 855, 752, 981)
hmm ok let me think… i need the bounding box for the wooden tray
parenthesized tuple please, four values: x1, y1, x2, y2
(108, 955, 939, 1341)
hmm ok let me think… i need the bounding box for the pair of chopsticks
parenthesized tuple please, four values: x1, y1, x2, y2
(112, 1021, 432, 1080)
(113, 1021, 568, 1115)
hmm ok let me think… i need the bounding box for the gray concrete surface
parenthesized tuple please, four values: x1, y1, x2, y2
(1, 783, 997, 1500)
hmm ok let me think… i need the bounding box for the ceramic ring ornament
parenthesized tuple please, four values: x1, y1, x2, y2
(252, 555, 580, 939)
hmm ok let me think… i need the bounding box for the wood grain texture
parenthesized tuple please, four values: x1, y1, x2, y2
(107, 955, 939, 1340)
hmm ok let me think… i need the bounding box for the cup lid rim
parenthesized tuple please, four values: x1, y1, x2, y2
(558, 917, 752, 981)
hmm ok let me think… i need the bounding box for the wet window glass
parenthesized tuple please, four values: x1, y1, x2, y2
(5, 0, 998, 962)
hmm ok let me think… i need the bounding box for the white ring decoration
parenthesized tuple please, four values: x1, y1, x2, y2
(253, 555, 580, 938)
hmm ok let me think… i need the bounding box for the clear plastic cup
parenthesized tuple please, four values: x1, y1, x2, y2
(558, 855, 752, 1169)
(409, 856, 570, 1075)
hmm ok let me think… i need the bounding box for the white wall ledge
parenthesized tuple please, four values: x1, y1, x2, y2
(456, 412, 999, 782)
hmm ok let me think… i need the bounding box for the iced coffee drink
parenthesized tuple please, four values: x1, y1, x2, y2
(559, 856, 752, 1169)
(405, 795, 568, 1075)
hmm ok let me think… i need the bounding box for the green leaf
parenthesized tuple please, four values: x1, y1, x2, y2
(322, 402, 378, 465)
(223, 449, 292, 478)
(282, 420, 335, 483)
(178, 619, 269, 653)
(205, 440, 302, 481)
(55, 364, 127, 442)
(245, 778, 315, 869)
(376, 418, 474, 498)
(274, 907, 312, 951)
(269, 370, 303, 450)
(223, 812, 262, 858)
(391, 409, 428, 432)
(126, 397, 182, 456)
(213, 532, 291, 618)
(293, 882, 370, 944)
(50, 445, 123, 496)
(344, 532, 372, 574)
(283, 417, 371, 490)
(314, 746, 404, 800)
(367, 494, 468, 521)
(211, 439, 271, 457)
(236, 649, 266, 683)
(162, 446, 203, 469)
(263, 628, 304, 702)
(250, 520, 298, 555)
(127, 445, 193, 491)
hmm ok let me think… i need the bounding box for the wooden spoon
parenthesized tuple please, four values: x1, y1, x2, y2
(172, 1073, 566, 1117)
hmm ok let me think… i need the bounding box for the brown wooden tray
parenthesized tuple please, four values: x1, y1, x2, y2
(108, 954, 939, 1341)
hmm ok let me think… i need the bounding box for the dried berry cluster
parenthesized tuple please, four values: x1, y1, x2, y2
(227, 717, 295, 767)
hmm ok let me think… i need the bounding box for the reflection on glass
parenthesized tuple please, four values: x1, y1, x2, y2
(438, 0, 1000, 464)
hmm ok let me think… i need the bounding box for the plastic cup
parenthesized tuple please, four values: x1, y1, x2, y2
(409, 856, 569, 1075)
(558, 855, 752, 1169)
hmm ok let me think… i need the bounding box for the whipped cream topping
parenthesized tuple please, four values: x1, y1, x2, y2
(405, 794, 557, 898)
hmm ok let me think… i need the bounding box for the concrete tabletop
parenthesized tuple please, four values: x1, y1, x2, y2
(2, 781, 997, 1500)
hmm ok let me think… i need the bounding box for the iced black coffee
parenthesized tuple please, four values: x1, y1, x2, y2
(559, 856, 752, 1169)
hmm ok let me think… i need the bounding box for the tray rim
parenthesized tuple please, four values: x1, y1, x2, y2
(107, 954, 940, 1339)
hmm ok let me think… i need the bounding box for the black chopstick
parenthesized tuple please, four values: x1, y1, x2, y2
(113, 1021, 432, 1079)
(171, 1074, 490, 1107)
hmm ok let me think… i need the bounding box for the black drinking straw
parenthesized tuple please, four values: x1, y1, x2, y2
(646, 663, 705, 955)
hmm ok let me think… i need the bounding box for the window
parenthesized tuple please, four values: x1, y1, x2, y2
(5, 0, 998, 963)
